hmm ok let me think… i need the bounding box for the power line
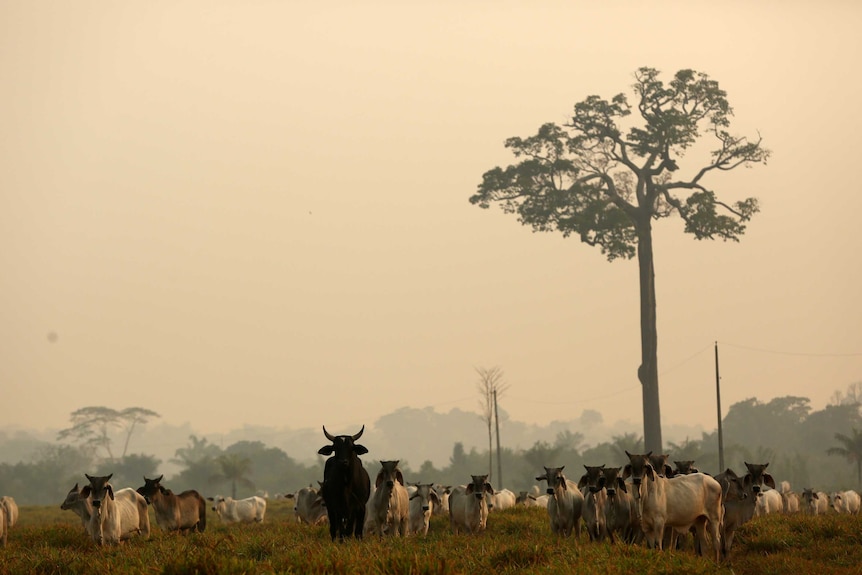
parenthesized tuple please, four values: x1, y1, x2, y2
(719, 341, 862, 358)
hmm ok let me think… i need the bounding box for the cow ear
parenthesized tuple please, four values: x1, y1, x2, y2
(430, 490, 440, 504)
(577, 475, 588, 490)
(396, 470, 405, 486)
(107, 485, 115, 500)
(645, 465, 655, 480)
(466, 484, 475, 495)
(764, 474, 776, 490)
(664, 465, 675, 478)
(318, 445, 334, 456)
(622, 465, 632, 480)
(597, 477, 606, 489)
(535, 475, 545, 482)
(617, 478, 627, 492)
(354, 444, 369, 456)
(744, 475, 752, 488)
(81, 486, 92, 498)
(484, 483, 494, 494)
(375, 472, 384, 489)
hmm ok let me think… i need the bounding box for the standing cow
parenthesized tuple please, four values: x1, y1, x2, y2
(81, 474, 151, 545)
(449, 474, 494, 534)
(137, 475, 207, 532)
(318, 425, 372, 541)
(365, 460, 409, 537)
(536, 466, 583, 538)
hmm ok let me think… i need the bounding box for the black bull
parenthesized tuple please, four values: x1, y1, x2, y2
(318, 425, 371, 541)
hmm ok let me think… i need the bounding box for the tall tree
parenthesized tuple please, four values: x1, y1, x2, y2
(470, 68, 769, 451)
(475, 366, 509, 481)
(211, 453, 254, 499)
(57, 406, 160, 462)
(827, 428, 862, 488)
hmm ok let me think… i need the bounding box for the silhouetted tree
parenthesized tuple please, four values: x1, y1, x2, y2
(471, 67, 769, 451)
(57, 406, 160, 462)
(476, 366, 508, 482)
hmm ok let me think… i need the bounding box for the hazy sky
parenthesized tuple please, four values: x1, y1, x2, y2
(2, 1, 860, 441)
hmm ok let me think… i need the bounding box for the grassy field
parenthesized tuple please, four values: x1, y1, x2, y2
(3, 499, 862, 574)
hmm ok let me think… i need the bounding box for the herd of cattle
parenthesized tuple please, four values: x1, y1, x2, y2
(0, 424, 859, 562)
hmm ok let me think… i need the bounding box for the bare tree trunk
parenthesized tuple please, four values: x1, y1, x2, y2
(637, 218, 663, 453)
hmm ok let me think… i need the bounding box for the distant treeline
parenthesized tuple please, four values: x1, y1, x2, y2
(1, 393, 861, 505)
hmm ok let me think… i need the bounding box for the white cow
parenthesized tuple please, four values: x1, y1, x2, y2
(209, 495, 266, 524)
(61, 482, 93, 529)
(449, 475, 493, 534)
(831, 490, 861, 514)
(432, 485, 451, 516)
(578, 465, 608, 542)
(754, 489, 783, 516)
(624, 452, 723, 562)
(801, 488, 829, 515)
(491, 488, 516, 512)
(408, 483, 439, 536)
(288, 485, 327, 525)
(81, 474, 151, 545)
(364, 460, 409, 537)
(536, 466, 583, 538)
(0, 496, 18, 529)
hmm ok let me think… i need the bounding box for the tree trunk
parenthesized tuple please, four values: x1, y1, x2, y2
(636, 217, 663, 453)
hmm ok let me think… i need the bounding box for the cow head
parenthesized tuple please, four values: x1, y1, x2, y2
(318, 425, 368, 468)
(81, 474, 114, 509)
(60, 483, 80, 511)
(409, 483, 439, 512)
(673, 460, 698, 475)
(623, 451, 655, 501)
(375, 460, 404, 489)
(537, 466, 568, 496)
(136, 475, 165, 505)
(649, 453, 674, 478)
(577, 464, 605, 494)
(598, 467, 627, 499)
(465, 474, 494, 501)
(743, 462, 776, 494)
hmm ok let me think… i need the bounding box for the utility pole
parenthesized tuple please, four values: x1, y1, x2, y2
(715, 341, 725, 471)
(494, 389, 502, 488)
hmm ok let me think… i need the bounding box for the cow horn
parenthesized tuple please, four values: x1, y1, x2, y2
(352, 425, 365, 440)
(323, 425, 336, 442)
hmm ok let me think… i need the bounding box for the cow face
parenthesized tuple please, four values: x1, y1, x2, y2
(537, 466, 567, 496)
(465, 474, 493, 501)
(649, 453, 674, 478)
(673, 460, 698, 475)
(60, 483, 80, 511)
(623, 451, 655, 501)
(375, 460, 403, 490)
(599, 467, 627, 499)
(136, 475, 164, 504)
(409, 483, 439, 512)
(318, 425, 368, 468)
(743, 462, 776, 494)
(82, 474, 114, 509)
(577, 465, 605, 493)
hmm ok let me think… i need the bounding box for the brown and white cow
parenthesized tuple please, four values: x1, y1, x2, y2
(137, 475, 206, 533)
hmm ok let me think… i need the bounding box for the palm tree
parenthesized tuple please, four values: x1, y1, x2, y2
(211, 453, 255, 499)
(827, 428, 862, 488)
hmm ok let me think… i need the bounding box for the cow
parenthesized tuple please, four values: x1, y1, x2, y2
(800, 488, 829, 515)
(649, 453, 675, 478)
(598, 466, 640, 544)
(830, 490, 861, 515)
(288, 485, 328, 525)
(61, 483, 92, 529)
(136, 475, 206, 533)
(623, 452, 722, 562)
(714, 468, 755, 558)
(318, 425, 372, 541)
(0, 496, 18, 530)
(536, 466, 583, 538)
(364, 460, 409, 537)
(578, 465, 608, 541)
(673, 461, 700, 475)
(449, 474, 494, 534)
(408, 483, 440, 536)
(779, 481, 800, 513)
(80, 474, 151, 545)
(491, 488, 517, 512)
(208, 495, 266, 524)
(754, 488, 782, 516)
(432, 485, 451, 516)
(743, 462, 776, 494)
